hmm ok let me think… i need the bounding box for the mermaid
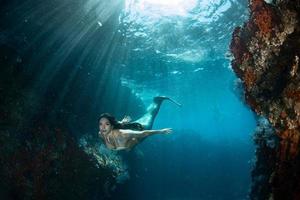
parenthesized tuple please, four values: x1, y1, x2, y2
(98, 96, 181, 150)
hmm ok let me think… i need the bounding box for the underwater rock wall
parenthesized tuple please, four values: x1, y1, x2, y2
(230, 0, 300, 199)
(0, 126, 117, 199)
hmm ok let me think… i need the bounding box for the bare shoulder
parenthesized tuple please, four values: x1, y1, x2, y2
(111, 129, 125, 136)
(112, 129, 122, 134)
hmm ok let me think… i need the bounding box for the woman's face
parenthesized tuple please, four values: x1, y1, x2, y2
(99, 117, 113, 135)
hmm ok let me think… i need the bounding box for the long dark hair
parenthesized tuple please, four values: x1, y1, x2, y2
(98, 113, 120, 128)
(98, 113, 144, 130)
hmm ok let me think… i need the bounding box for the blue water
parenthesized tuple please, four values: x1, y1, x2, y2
(2, 0, 256, 199)
(109, 0, 256, 199)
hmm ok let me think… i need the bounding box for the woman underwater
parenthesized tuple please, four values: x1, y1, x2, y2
(98, 96, 181, 150)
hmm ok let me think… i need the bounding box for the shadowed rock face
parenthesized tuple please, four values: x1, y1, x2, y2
(0, 125, 118, 200)
(230, 0, 300, 199)
(0, 62, 127, 199)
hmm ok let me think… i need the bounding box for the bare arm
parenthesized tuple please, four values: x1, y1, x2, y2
(120, 128, 172, 136)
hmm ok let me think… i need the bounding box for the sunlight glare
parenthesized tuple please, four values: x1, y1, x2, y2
(125, 0, 198, 17)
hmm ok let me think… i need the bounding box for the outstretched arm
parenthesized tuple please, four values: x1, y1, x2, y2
(120, 128, 172, 136)
(143, 128, 172, 135)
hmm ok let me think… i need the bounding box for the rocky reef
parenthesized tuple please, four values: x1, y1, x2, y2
(230, 0, 300, 199)
(0, 126, 121, 200)
(0, 67, 127, 199)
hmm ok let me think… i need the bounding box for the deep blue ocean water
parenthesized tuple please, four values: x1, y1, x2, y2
(1, 0, 256, 199)
(108, 0, 256, 199)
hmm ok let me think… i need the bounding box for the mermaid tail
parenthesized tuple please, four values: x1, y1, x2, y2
(135, 96, 182, 129)
(154, 96, 182, 107)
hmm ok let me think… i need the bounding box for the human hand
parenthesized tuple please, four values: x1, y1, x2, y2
(161, 128, 172, 134)
(120, 115, 132, 124)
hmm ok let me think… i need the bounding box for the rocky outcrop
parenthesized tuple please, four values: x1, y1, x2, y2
(230, 0, 300, 199)
(0, 69, 126, 199)
(0, 126, 119, 200)
(250, 117, 279, 200)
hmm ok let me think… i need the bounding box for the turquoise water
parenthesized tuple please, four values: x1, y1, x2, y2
(109, 0, 256, 199)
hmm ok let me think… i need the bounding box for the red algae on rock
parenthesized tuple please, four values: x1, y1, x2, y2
(230, 0, 300, 199)
(250, 0, 278, 39)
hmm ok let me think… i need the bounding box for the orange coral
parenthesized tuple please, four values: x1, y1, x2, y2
(254, 7, 274, 38)
(278, 129, 300, 160)
(244, 68, 256, 88)
(230, 27, 246, 66)
(285, 90, 300, 101)
(250, 0, 276, 39)
(249, 0, 265, 12)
